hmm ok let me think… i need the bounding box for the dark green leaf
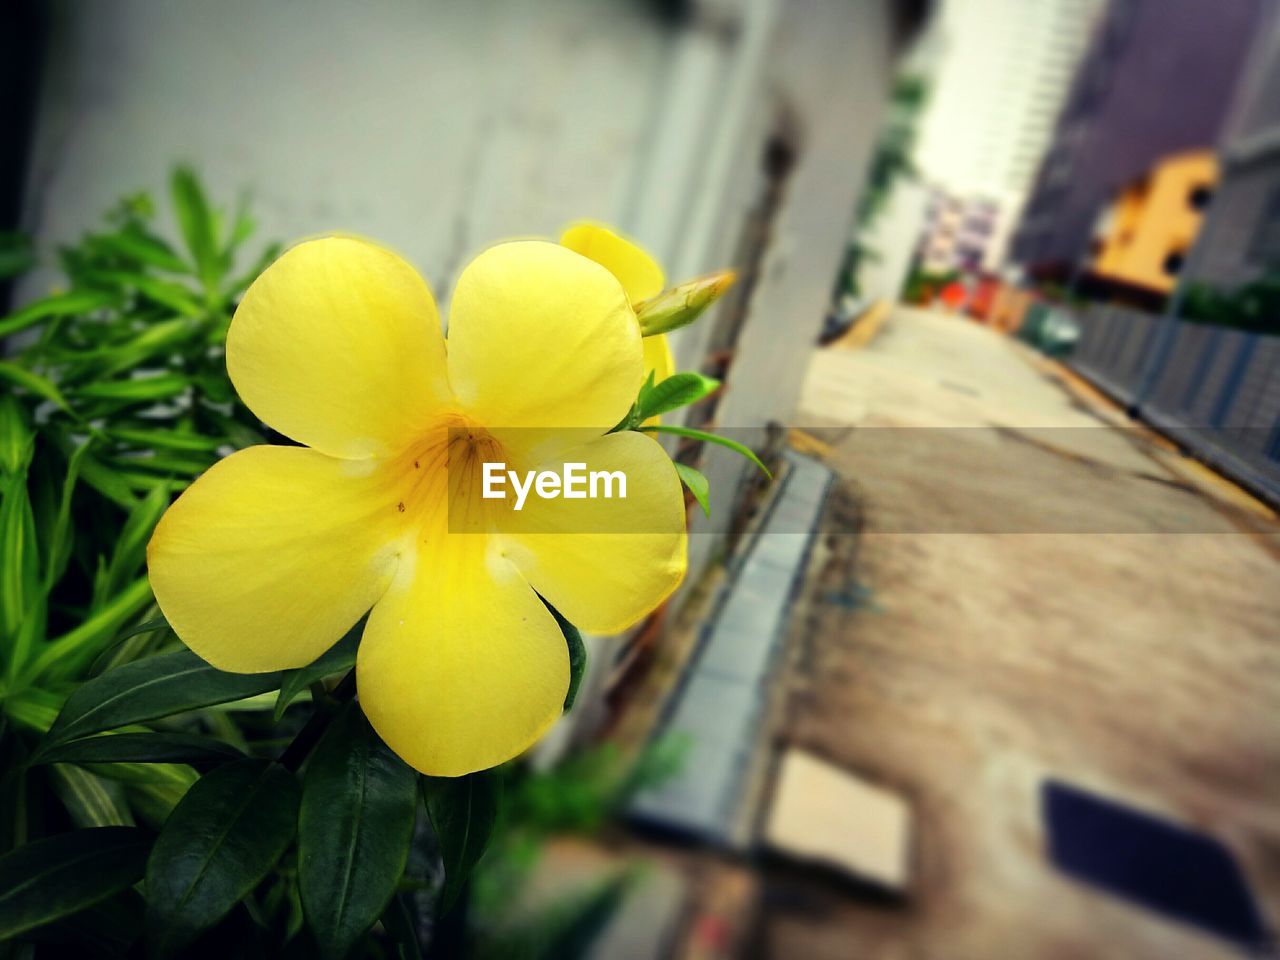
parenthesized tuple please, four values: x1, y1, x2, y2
(38, 649, 282, 753)
(675, 463, 711, 518)
(35, 732, 244, 766)
(381, 892, 424, 960)
(0, 826, 150, 940)
(638, 424, 771, 478)
(545, 602, 586, 712)
(299, 704, 417, 960)
(0, 230, 34, 281)
(635, 372, 720, 421)
(422, 769, 502, 915)
(274, 624, 360, 721)
(146, 759, 299, 958)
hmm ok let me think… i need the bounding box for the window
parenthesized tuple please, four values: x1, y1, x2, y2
(1163, 250, 1185, 276)
(1188, 185, 1213, 211)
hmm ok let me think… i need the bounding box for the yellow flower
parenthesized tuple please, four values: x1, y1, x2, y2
(560, 222, 674, 389)
(147, 235, 687, 776)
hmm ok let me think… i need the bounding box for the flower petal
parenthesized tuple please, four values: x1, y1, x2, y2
(357, 537, 568, 777)
(228, 237, 451, 459)
(560, 223, 665, 304)
(446, 241, 641, 432)
(499, 431, 687, 635)
(147, 446, 404, 672)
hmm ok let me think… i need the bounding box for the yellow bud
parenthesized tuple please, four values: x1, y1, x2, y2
(635, 270, 735, 337)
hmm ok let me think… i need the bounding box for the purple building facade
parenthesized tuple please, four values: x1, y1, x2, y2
(1012, 0, 1271, 278)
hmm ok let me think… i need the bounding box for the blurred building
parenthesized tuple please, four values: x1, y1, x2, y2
(1183, 5, 1280, 292)
(1013, 0, 1270, 281)
(1088, 150, 1217, 302)
(910, 0, 1103, 272)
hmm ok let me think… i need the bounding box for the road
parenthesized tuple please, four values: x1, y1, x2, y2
(766, 307, 1280, 959)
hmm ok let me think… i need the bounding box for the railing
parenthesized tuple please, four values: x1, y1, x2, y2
(1069, 304, 1280, 505)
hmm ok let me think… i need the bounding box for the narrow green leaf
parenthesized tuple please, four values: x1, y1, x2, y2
(0, 826, 150, 941)
(544, 602, 586, 712)
(48, 763, 135, 827)
(72, 373, 190, 403)
(91, 227, 189, 273)
(0, 230, 34, 281)
(0, 361, 72, 413)
(106, 425, 223, 453)
(0, 290, 117, 339)
(28, 574, 155, 681)
(299, 704, 417, 960)
(0, 472, 39, 647)
(638, 424, 771, 478)
(0, 394, 34, 476)
(37, 648, 282, 751)
(674, 463, 711, 517)
(423, 769, 502, 914)
(35, 732, 244, 766)
(170, 167, 223, 292)
(146, 759, 300, 958)
(97, 482, 169, 606)
(381, 892, 424, 960)
(43, 440, 90, 590)
(274, 624, 360, 721)
(636, 372, 720, 421)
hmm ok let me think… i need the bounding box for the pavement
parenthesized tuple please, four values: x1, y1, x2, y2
(766, 307, 1280, 959)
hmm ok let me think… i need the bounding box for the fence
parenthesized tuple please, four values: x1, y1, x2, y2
(1069, 304, 1280, 505)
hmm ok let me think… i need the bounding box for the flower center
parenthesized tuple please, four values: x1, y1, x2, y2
(391, 412, 510, 538)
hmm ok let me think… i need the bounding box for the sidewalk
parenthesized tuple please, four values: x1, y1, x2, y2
(770, 307, 1280, 958)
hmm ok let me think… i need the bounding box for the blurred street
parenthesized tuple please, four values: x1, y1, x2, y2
(767, 308, 1280, 958)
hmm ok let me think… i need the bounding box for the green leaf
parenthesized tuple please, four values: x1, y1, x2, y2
(638, 424, 771, 478)
(170, 167, 223, 293)
(47, 763, 135, 827)
(0, 394, 34, 476)
(0, 826, 150, 941)
(0, 230, 34, 281)
(28, 574, 155, 681)
(545, 602, 586, 712)
(96, 481, 169, 607)
(299, 704, 417, 960)
(145, 759, 300, 958)
(106, 425, 223, 453)
(0, 290, 118, 339)
(35, 732, 244, 766)
(0, 361, 72, 413)
(635, 372, 720, 421)
(674, 462, 711, 517)
(274, 624, 360, 721)
(72, 373, 191, 403)
(423, 769, 502, 915)
(37, 649, 283, 752)
(0, 470, 39, 647)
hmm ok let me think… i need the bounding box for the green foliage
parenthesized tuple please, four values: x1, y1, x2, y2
(1181, 269, 1280, 334)
(0, 826, 151, 940)
(145, 759, 301, 957)
(299, 704, 418, 960)
(675, 462, 710, 517)
(423, 768, 504, 915)
(639, 423, 771, 479)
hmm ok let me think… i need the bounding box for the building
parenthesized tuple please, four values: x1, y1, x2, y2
(1088, 150, 1217, 302)
(909, 0, 1103, 272)
(1013, 0, 1269, 280)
